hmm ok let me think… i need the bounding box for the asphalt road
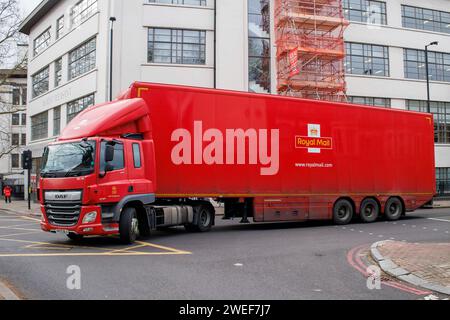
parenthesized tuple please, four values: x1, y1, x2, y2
(0, 207, 449, 300)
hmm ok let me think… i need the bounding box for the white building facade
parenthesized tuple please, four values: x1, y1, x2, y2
(19, 0, 450, 197)
(0, 69, 28, 198)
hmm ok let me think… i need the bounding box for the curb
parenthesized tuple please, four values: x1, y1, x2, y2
(370, 240, 450, 296)
(0, 279, 20, 300)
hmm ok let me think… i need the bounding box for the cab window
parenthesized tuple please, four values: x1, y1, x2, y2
(100, 142, 124, 171)
(132, 143, 142, 168)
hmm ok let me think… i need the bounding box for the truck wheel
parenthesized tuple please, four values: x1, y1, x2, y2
(333, 199, 353, 225)
(120, 207, 140, 244)
(384, 197, 403, 221)
(66, 233, 84, 241)
(185, 204, 214, 232)
(360, 199, 380, 223)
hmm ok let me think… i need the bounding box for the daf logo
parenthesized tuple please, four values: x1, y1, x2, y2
(45, 191, 82, 201)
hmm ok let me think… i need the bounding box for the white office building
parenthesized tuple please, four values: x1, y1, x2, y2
(19, 0, 450, 197)
(0, 69, 28, 198)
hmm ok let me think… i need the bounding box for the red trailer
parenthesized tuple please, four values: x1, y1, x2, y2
(38, 82, 436, 243)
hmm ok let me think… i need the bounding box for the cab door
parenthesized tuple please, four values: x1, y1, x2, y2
(126, 141, 150, 194)
(97, 141, 129, 203)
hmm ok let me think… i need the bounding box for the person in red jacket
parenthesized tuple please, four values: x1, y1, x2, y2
(3, 185, 12, 203)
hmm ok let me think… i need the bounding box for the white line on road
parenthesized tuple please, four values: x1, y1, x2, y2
(428, 218, 450, 223)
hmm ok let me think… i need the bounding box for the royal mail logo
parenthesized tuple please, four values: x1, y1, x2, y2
(295, 124, 333, 154)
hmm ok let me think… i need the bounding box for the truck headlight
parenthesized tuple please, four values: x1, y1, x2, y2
(82, 211, 97, 224)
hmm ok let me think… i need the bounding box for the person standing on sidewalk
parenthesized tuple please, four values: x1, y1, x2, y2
(3, 185, 12, 204)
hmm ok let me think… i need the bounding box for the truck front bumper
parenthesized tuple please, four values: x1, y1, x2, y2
(40, 205, 119, 236)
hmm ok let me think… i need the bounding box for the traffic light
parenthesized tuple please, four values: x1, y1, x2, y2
(22, 150, 32, 170)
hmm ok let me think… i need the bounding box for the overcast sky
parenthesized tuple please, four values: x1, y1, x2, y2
(19, 0, 41, 16)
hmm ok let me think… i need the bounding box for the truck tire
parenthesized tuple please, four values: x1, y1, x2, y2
(120, 207, 140, 244)
(360, 198, 380, 223)
(185, 204, 214, 232)
(384, 197, 403, 221)
(333, 199, 353, 225)
(66, 233, 84, 241)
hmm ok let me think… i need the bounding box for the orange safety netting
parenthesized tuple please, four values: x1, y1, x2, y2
(275, 0, 349, 101)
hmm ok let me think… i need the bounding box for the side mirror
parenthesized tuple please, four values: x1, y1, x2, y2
(105, 144, 115, 163)
(99, 164, 114, 178)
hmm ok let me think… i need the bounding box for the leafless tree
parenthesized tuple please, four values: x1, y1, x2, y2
(0, 0, 27, 161)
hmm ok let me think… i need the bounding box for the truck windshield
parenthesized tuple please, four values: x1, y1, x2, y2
(41, 141, 96, 178)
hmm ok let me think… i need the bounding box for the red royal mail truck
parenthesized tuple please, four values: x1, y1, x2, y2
(38, 82, 436, 243)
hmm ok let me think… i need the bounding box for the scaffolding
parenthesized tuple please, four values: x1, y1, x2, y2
(275, 0, 349, 101)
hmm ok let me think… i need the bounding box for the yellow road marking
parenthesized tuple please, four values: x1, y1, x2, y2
(0, 237, 191, 257)
(0, 251, 190, 257)
(107, 244, 149, 254)
(136, 241, 191, 255)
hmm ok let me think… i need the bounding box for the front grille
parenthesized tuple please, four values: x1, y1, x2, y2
(45, 202, 82, 227)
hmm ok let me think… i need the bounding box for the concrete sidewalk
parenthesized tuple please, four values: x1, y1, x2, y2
(0, 200, 41, 217)
(371, 240, 450, 296)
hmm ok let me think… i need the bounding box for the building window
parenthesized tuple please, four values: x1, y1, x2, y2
(55, 58, 63, 87)
(404, 49, 450, 82)
(21, 114, 26, 126)
(68, 38, 96, 80)
(11, 154, 19, 169)
(248, 0, 271, 93)
(53, 106, 61, 136)
(56, 15, 64, 39)
(71, 0, 98, 28)
(31, 111, 49, 141)
(147, 0, 206, 5)
(11, 134, 19, 146)
(11, 114, 20, 126)
(436, 168, 450, 196)
(348, 96, 391, 107)
(21, 87, 27, 105)
(67, 94, 95, 123)
(32, 66, 50, 98)
(33, 27, 51, 56)
(21, 134, 26, 146)
(12, 88, 20, 105)
(345, 42, 389, 76)
(402, 5, 450, 34)
(407, 100, 450, 144)
(343, 0, 387, 25)
(147, 28, 206, 65)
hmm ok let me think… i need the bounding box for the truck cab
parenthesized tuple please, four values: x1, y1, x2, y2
(38, 96, 215, 243)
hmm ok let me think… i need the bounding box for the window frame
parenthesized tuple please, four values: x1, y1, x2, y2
(31, 111, 49, 141)
(66, 94, 95, 123)
(68, 38, 97, 80)
(147, 28, 206, 65)
(32, 66, 50, 98)
(132, 143, 142, 168)
(56, 15, 65, 39)
(345, 42, 390, 77)
(343, 0, 387, 25)
(147, 0, 207, 6)
(33, 27, 51, 57)
(401, 5, 450, 34)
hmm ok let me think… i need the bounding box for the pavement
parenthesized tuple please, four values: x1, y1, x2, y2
(371, 240, 450, 295)
(0, 200, 41, 217)
(0, 204, 449, 300)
